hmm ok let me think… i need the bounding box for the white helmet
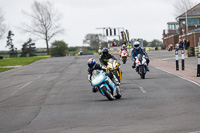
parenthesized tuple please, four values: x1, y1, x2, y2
(134, 41, 140, 49)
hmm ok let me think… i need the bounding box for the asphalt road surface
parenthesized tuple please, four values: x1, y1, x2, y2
(0, 53, 200, 133)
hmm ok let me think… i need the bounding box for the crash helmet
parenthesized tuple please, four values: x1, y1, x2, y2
(88, 58, 96, 69)
(134, 41, 140, 49)
(122, 44, 126, 49)
(102, 48, 109, 56)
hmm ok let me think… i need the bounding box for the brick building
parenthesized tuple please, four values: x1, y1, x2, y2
(163, 3, 200, 49)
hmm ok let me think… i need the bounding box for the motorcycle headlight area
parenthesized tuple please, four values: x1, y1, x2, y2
(92, 75, 105, 86)
(108, 63, 114, 70)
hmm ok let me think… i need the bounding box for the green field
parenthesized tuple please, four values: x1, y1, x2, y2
(0, 56, 50, 66)
(0, 68, 14, 72)
(0, 56, 50, 72)
(0, 53, 48, 58)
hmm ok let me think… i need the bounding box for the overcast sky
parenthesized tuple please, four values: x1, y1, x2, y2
(0, 0, 189, 50)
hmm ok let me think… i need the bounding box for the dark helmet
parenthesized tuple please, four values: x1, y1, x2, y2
(102, 48, 109, 56)
(88, 58, 96, 69)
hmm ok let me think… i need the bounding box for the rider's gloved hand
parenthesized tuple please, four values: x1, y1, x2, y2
(115, 60, 121, 65)
(102, 65, 107, 69)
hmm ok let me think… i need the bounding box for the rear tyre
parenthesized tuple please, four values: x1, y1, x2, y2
(101, 86, 114, 101)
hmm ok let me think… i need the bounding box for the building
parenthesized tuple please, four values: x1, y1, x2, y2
(163, 3, 200, 49)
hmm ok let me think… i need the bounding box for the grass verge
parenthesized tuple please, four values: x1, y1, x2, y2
(0, 56, 50, 72)
(0, 68, 14, 72)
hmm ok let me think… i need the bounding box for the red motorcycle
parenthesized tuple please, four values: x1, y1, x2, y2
(120, 50, 128, 64)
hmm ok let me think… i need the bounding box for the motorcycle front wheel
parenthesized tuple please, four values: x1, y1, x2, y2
(122, 57, 126, 64)
(101, 86, 114, 101)
(140, 66, 146, 79)
(113, 70, 120, 83)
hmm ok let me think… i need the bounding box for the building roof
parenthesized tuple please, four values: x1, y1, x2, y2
(167, 22, 178, 24)
(177, 3, 200, 19)
(188, 28, 200, 33)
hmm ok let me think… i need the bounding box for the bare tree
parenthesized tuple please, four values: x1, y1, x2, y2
(173, 0, 197, 17)
(0, 8, 6, 40)
(21, 1, 64, 55)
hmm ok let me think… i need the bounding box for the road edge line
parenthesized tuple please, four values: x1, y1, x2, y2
(155, 67, 200, 87)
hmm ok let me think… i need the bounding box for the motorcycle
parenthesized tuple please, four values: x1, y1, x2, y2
(135, 54, 148, 79)
(91, 70, 121, 100)
(78, 50, 83, 56)
(120, 50, 128, 64)
(98, 48, 102, 55)
(107, 59, 122, 83)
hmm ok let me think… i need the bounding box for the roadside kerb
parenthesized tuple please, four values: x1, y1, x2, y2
(150, 59, 200, 85)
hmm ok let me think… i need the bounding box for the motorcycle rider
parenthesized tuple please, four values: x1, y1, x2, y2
(99, 48, 117, 66)
(119, 44, 128, 57)
(99, 48, 120, 89)
(131, 41, 150, 71)
(79, 49, 83, 56)
(87, 58, 117, 96)
(98, 46, 102, 54)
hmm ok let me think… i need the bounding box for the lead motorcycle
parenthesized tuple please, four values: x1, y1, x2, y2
(135, 54, 148, 79)
(91, 70, 121, 100)
(120, 50, 128, 64)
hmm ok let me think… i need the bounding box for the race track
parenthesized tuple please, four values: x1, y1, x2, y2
(0, 54, 200, 133)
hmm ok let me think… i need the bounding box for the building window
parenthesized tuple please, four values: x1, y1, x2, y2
(168, 24, 179, 30)
(187, 18, 199, 26)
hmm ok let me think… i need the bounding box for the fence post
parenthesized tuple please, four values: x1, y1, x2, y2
(197, 53, 200, 77)
(181, 50, 184, 70)
(175, 50, 179, 71)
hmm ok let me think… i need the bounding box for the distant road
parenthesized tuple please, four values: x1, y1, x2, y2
(0, 53, 200, 133)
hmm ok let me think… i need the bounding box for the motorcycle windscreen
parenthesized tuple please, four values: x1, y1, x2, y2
(91, 70, 106, 86)
(107, 59, 115, 70)
(122, 50, 127, 53)
(137, 54, 143, 62)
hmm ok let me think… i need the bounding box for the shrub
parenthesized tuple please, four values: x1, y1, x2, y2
(51, 40, 68, 56)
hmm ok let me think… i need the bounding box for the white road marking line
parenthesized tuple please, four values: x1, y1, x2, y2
(11, 81, 33, 95)
(155, 67, 200, 87)
(139, 86, 146, 93)
(44, 71, 49, 74)
(37, 75, 42, 79)
(190, 131, 200, 133)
